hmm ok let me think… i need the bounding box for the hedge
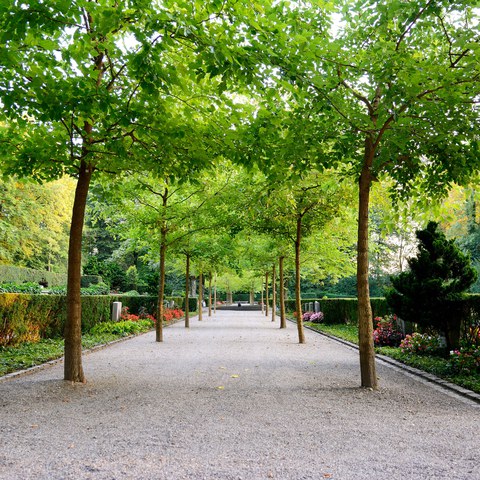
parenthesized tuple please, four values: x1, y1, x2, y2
(283, 297, 390, 325)
(0, 265, 67, 287)
(0, 293, 190, 346)
(0, 294, 111, 346)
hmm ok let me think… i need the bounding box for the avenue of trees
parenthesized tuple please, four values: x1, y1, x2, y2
(0, 1, 479, 388)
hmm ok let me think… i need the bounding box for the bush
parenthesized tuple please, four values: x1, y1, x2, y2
(302, 311, 313, 322)
(48, 282, 110, 296)
(120, 306, 156, 322)
(81, 282, 110, 295)
(387, 221, 477, 351)
(81, 275, 103, 288)
(0, 293, 112, 346)
(0, 282, 43, 294)
(372, 314, 404, 347)
(123, 290, 140, 296)
(310, 311, 324, 323)
(90, 319, 153, 336)
(449, 346, 480, 375)
(0, 265, 67, 287)
(164, 308, 184, 322)
(400, 333, 445, 355)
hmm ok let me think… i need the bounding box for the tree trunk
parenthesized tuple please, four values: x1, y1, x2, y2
(265, 271, 269, 318)
(198, 272, 203, 321)
(271, 264, 276, 322)
(156, 230, 166, 342)
(295, 216, 305, 344)
(261, 283, 264, 314)
(156, 190, 168, 343)
(185, 254, 190, 328)
(249, 289, 254, 305)
(279, 256, 286, 329)
(64, 160, 92, 382)
(213, 271, 217, 314)
(357, 137, 378, 389)
(208, 272, 212, 317)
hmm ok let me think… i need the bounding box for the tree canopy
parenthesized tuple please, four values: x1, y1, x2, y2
(1, 0, 479, 387)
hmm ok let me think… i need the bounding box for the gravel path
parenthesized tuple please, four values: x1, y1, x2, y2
(1, 310, 479, 480)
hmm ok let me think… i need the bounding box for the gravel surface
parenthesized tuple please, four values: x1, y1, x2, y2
(1, 310, 479, 480)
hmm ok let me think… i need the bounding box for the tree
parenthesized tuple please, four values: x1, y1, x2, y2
(0, 176, 74, 272)
(219, 0, 480, 388)
(248, 170, 354, 343)
(386, 221, 477, 352)
(0, 1, 235, 381)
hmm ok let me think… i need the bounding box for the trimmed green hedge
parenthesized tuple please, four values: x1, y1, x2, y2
(0, 265, 67, 287)
(0, 293, 189, 346)
(283, 297, 390, 325)
(0, 294, 112, 346)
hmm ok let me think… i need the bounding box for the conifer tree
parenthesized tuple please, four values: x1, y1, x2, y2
(386, 222, 476, 351)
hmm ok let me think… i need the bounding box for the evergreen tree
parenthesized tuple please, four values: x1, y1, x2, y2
(386, 222, 477, 351)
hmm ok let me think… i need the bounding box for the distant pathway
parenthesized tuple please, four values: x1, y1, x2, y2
(0, 310, 478, 479)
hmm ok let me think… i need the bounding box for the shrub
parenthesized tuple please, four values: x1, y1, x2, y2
(48, 282, 110, 296)
(302, 311, 313, 322)
(310, 311, 324, 323)
(90, 319, 153, 336)
(81, 275, 103, 288)
(449, 346, 480, 375)
(123, 290, 140, 296)
(0, 265, 67, 287)
(120, 306, 156, 323)
(387, 221, 477, 351)
(373, 314, 405, 347)
(400, 333, 445, 355)
(0, 282, 42, 294)
(164, 308, 184, 322)
(81, 282, 110, 295)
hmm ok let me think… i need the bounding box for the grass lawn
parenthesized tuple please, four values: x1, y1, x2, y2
(304, 322, 480, 395)
(0, 333, 122, 377)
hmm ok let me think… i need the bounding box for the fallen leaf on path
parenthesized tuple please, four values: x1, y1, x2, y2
(216, 386, 225, 390)
(231, 374, 240, 378)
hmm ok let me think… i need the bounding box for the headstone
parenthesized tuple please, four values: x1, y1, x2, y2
(112, 302, 122, 322)
(308, 302, 313, 312)
(314, 301, 320, 313)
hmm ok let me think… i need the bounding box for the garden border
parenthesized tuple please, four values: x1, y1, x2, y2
(301, 322, 480, 405)
(0, 317, 186, 384)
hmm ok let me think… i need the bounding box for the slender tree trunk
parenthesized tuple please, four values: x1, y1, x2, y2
(357, 137, 378, 389)
(279, 256, 286, 329)
(249, 289, 254, 305)
(295, 216, 305, 344)
(198, 272, 203, 321)
(156, 190, 168, 343)
(261, 283, 264, 314)
(265, 271, 269, 318)
(213, 271, 217, 314)
(185, 254, 190, 328)
(208, 272, 212, 317)
(271, 264, 276, 322)
(64, 160, 92, 382)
